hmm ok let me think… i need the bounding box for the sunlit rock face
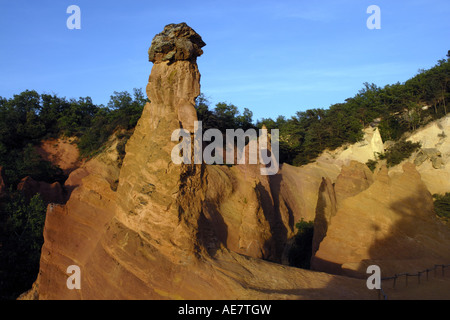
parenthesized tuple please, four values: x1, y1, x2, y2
(390, 114, 450, 195)
(311, 162, 450, 278)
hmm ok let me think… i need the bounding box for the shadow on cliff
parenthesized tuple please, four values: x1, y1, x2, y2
(363, 192, 450, 276)
(362, 192, 450, 299)
(257, 165, 299, 263)
(198, 197, 228, 256)
(306, 190, 450, 299)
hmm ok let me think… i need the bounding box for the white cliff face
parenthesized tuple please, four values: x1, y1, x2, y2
(316, 115, 450, 195)
(317, 127, 384, 166)
(312, 113, 450, 196)
(401, 114, 450, 195)
(406, 114, 450, 157)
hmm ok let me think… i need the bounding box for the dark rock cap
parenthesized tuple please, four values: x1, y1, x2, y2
(148, 22, 206, 63)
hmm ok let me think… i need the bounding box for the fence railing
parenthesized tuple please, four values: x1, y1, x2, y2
(377, 264, 450, 300)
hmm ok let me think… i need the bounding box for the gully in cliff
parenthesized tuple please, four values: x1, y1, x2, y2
(171, 120, 280, 175)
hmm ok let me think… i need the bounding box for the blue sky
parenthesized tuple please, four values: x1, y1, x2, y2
(0, 0, 449, 121)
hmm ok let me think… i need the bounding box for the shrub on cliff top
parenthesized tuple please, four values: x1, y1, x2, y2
(381, 140, 421, 167)
(433, 193, 450, 222)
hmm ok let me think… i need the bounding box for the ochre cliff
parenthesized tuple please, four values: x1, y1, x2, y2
(311, 162, 450, 278)
(21, 23, 376, 300)
(21, 23, 450, 300)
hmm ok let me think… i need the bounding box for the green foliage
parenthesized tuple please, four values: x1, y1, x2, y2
(256, 103, 364, 166)
(433, 193, 450, 222)
(194, 93, 216, 131)
(288, 219, 314, 269)
(107, 88, 147, 130)
(214, 102, 239, 129)
(0, 90, 44, 149)
(236, 108, 254, 131)
(195, 94, 256, 133)
(0, 87, 146, 160)
(39, 94, 71, 136)
(381, 140, 421, 167)
(366, 159, 378, 172)
(0, 193, 46, 299)
(57, 97, 98, 136)
(0, 143, 65, 188)
(115, 131, 132, 167)
(378, 116, 404, 141)
(194, 50, 448, 167)
(254, 52, 449, 165)
(77, 88, 146, 158)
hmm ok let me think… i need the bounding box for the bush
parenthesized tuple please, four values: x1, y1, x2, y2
(0, 193, 46, 299)
(366, 159, 378, 172)
(1, 144, 65, 187)
(116, 131, 132, 167)
(288, 219, 314, 269)
(433, 193, 450, 222)
(382, 140, 421, 167)
(77, 90, 145, 159)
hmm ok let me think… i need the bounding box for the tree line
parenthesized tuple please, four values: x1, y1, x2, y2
(0, 88, 147, 187)
(194, 52, 449, 166)
(253, 51, 450, 165)
(1, 51, 448, 186)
